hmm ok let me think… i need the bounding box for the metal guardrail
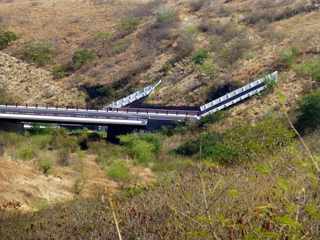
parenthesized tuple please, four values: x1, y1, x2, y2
(105, 80, 161, 109)
(0, 72, 277, 125)
(199, 72, 278, 117)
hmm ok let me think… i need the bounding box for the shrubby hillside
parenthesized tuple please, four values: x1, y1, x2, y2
(1, 0, 320, 239)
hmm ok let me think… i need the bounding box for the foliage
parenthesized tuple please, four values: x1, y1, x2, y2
(118, 16, 140, 34)
(38, 157, 53, 175)
(264, 72, 278, 91)
(155, 7, 177, 25)
(16, 145, 36, 161)
(296, 90, 320, 133)
(0, 30, 17, 50)
(192, 48, 209, 65)
(197, 57, 216, 77)
(72, 49, 96, 70)
(111, 39, 131, 55)
(279, 47, 299, 67)
(22, 41, 54, 66)
(176, 116, 294, 164)
(198, 111, 226, 128)
(106, 161, 131, 182)
(52, 65, 69, 79)
(294, 58, 320, 82)
(95, 31, 112, 43)
(120, 133, 162, 165)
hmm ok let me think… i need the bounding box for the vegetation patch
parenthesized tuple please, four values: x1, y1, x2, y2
(279, 47, 299, 67)
(107, 161, 131, 182)
(176, 116, 294, 164)
(120, 133, 162, 166)
(21, 41, 55, 66)
(72, 49, 96, 70)
(0, 30, 17, 50)
(294, 58, 320, 82)
(118, 16, 140, 35)
(296, 90, 320, 133)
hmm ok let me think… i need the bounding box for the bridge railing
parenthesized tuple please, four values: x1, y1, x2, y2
(199, 71, 278, 117)
(105, 80, 161, 109)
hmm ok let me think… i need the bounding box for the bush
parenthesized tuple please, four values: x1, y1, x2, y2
(111, 39, 131, 55)
(38, 157, 53, 175)
(197, 57, 216, 77)
(0, 30, 17, 50)
(107, 161, 131, 182)
(120, 133, 162, 165)
(192, 48, 209, 65)
(52, 65, 69, 79)
(16, 146, 36, 160)
(279, 47, 299, 67)
(22, 41, 54, 66)
(198, 111, 226, 128)
(95, 31, 113, 47)
(176, 116, 294, 164)
(294, 58, 320, 82)
(296, 90, 320, 133)
(155, 7, 177, 26)
(72, 49, 96, 70)
(118, 16, 140, 34)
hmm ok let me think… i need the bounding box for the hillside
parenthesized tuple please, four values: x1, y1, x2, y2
(1, 0, 320, 239)
(0, 0, 319, 108)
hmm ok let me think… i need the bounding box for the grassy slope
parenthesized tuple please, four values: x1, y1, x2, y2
(0, 0, 320, 239)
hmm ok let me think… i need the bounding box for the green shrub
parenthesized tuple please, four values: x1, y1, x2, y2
(111, 39, 131, 55)
(222, 116, 294, 162)
(90, 141, 124, 167)
(198, 111, 226, 128)
(0, 30, 17, 50)
(197, 57, 216, 77)
(16, 146, 36, 160)
(294, 58, 320, 82)
(52, 65, 69, 79)
(118, 16, 140, 33)
(107, 161, 131, 182)
(95, 31, 113, 46)
(192, 48, 209, 65)
(38, 157, 53, 175)
(72, 49, 96, 70)
(22, 41, 54, 66)
(155, 7, 177, 25)
(176, 116, 294, 164)
(279, 47, 299, 67)
(296, 90, 320, 133)
(30, 134, 53, 150)
(120, 133, 161, 165)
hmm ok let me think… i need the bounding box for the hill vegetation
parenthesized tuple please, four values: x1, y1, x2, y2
(0, 0, 320, 239)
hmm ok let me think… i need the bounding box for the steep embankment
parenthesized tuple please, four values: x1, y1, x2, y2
(0, 51, 83, 105)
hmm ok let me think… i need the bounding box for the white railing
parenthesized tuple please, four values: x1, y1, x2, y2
(105, 80, 161, 109)
(200, 71, 278, 116)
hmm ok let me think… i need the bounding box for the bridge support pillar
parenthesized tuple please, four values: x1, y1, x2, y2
(0, 120, 24, 132)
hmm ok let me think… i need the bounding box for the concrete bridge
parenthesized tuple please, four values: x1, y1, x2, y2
(0, 72, 277, 141)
